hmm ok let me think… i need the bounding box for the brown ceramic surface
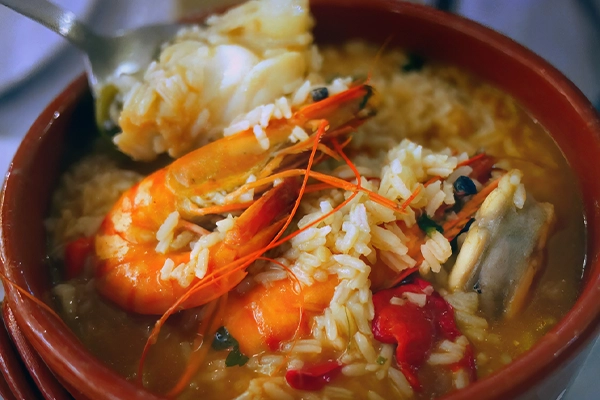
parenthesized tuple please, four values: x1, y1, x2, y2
(0, 303, 39, 399)
(2, 303, 72, 400)
(1, 1, 599, 399)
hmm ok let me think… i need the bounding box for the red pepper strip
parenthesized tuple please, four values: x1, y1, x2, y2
(427, 291, 462, 340)
(465, 154, 496, 184)
(456, 152, 487, 168)
(387, 266, 419, 290)
(285, 360, 343, 391)
(372, 277, 476, 390)
(372, 293, 435, 389)
(451, 345, 477, 382)
(64, 237, 94, 280)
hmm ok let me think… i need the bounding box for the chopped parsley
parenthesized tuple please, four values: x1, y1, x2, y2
(212, 326, 249, 367)
(401, 53, 426, 72)
(225, 347, 249, 367)
(212, 326, 238, 350)
(417, 214, 444, 236)
(359, 85, 374, 110)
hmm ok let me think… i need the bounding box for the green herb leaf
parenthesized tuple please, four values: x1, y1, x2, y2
(225, 346, 249, 367)
(358, 85, 374, 110)
(376, 356, 387, 365)
(95, 84, 121, 138)
(417, 215, 444, 236)
(401, 53, 426, 72)
(212, 326, 239, 351)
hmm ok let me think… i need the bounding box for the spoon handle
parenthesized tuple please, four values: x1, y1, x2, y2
(0, 0, 99, 51)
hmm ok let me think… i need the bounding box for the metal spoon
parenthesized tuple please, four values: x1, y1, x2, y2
(0, 0, 183, 95)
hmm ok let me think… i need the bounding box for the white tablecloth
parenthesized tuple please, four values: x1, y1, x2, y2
(0, 1, 598, 399)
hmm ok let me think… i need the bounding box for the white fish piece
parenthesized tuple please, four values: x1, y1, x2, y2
(112, 0, 315, 161)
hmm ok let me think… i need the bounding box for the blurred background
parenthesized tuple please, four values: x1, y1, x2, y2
(0, 0, 598, 399)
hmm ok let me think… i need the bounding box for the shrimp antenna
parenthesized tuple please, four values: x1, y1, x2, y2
(366, 34, 394, 83)
(166, 294, 228, 397)
(257, 256, 305, 376)
(0, 272, 71, 331)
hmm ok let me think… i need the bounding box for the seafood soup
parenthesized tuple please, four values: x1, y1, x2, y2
(45, 0, 585, 398)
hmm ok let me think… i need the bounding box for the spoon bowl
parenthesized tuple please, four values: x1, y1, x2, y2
(0, 0, 183, 95)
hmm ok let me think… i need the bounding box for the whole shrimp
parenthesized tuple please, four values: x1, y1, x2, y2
(94, 83, 377, 315)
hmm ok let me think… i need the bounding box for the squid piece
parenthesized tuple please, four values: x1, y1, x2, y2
(448, 170, 555, 319)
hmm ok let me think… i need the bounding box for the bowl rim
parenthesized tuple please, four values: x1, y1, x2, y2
(1, 1, 600, 399)
(1, 74, 166, 400)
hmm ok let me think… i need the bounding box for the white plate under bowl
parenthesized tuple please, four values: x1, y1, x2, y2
(0, 0, 99, 95)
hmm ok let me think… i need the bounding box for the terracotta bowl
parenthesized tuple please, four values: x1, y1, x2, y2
(1, 1, 600, 399)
